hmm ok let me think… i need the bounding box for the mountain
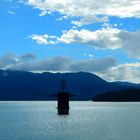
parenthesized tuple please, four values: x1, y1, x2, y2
(112, 81, 140, 88)
(93, 88, 140, 102)
(0, 70, 139, 100)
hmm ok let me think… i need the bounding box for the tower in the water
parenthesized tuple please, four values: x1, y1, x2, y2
(57, 80, 69, 115)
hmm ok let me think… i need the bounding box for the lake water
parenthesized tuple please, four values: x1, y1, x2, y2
(0, 101, 140, 140)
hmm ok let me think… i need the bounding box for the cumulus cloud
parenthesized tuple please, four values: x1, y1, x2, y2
(29, 28, 140, 59)
(118, 30, 140, 59)
(29, 34, 57, 45)
(100, 63, 140, 83)
(71, 16, 109, 27)
(57, 28, 121, 49)
(29, 28, 121, 49)
(59, 29, 140, 58)
(26, 0, 140, 26)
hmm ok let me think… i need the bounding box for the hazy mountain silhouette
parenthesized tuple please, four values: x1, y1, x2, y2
(113, 81, 140, 88)
(0, 70, 139, 100)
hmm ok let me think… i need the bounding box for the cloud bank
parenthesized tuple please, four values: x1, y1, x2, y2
(0, 53, 140, 83)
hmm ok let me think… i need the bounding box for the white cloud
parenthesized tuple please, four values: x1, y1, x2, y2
(39, 11, 47, 16)
(29, 28, 121, 49)
(118, 30, 140, 59)
(71, 16, 109, 27)
(60, 29, 140, 58)
(7, 11, 15, 15)
(99, 63, 140, 83)
(26, 0, 140, 26)
(30, 34, 49, 45)
(57, 28, 121, 49)
(72, 16, 109, 27)
(83, 53, 94, 58)
(29, 34, 57, 45)
(29, 28, 140, 59)
(120, 62, 140, 68)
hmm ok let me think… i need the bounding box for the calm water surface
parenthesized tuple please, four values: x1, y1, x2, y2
(0, 101, 140, 140)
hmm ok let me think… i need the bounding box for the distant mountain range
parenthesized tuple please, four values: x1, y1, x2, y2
(112, 81, 140, 88)
(0, 70, 139, 100)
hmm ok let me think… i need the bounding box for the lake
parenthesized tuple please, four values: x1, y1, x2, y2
(0, 101, 140, 140)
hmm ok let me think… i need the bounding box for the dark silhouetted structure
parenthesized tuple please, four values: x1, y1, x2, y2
(57, 80, 70, 115)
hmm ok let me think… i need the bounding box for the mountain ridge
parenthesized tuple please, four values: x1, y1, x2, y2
(0, 70, 139, 100)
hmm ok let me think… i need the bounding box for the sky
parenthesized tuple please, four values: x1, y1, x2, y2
(0, 0, 140, 83)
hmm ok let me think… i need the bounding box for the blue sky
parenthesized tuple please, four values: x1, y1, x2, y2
(0, 0, 140, 83)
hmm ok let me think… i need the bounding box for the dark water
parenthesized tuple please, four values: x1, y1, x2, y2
(0, 101, 140, 140)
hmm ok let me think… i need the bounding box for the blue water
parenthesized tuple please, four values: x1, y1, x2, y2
(0, 101, 140, 140)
